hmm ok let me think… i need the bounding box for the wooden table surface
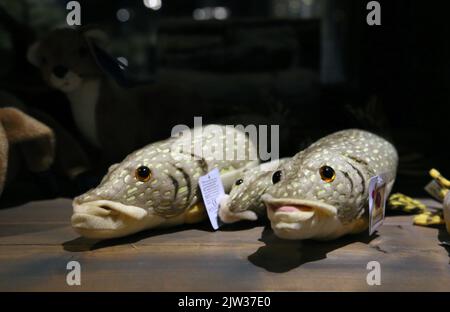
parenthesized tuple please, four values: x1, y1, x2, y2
(0, 198, 449, 291)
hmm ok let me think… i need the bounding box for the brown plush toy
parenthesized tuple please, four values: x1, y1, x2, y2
(0, 107, 55, 197)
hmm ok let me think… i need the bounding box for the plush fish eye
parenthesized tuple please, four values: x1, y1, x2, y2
(272, 170, 282, 184)
(135, 166, 152, 182)
(235, 179, 244, 186)
(319, 166, 336, 183)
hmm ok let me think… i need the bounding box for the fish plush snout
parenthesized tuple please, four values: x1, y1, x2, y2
(218, 194, 258, 223)
(71, 197, 150, 239)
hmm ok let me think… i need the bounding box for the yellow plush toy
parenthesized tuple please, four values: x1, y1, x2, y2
(388, 169, 449, 233)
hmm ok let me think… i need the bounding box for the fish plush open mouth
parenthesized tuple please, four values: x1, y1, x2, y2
(261, 194, 337, 223)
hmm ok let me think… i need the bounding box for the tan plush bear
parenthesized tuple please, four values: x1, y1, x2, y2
(0, 107, 55, 197)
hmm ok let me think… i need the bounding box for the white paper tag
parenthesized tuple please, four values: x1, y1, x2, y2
(368, 174, 388, 235)
(198, 168, 225, 230)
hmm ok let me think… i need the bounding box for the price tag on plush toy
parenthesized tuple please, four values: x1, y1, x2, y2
(369, 174, 388, 235)
(198, 168, 225, 230)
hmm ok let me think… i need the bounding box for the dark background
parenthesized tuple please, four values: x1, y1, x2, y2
(0, 0, 449, 205)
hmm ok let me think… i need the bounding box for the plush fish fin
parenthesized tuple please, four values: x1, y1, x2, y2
(349, 218, 369, 234)
(185, 202, 207, 224)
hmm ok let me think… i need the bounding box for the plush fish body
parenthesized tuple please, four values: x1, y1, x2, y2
(219, 158, 289, 223)
(262, 129, 398, 241)
(72, 125, 259, 239)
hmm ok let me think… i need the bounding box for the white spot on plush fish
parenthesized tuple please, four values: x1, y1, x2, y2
(72, 125, 259, 239)
(218, 158, 289, 223)
(262, 129, 398, 241)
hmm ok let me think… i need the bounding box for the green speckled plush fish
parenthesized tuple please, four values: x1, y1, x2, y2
(72, 125, 259, 239)
(219, 158, 289, 223)
(262, 129, 398, 240)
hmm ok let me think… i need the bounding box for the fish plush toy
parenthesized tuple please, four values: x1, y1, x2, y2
(72, 125, 259, 239)
(219, 158, 289, 223)
(262, 129, 398, 241)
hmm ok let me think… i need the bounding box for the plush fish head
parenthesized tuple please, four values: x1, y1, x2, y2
(72, 144, 197, 239)
(262, 129, 398, 240)
(219, 159, 287, 223)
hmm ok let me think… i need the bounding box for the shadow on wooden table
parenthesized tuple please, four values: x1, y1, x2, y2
(62, 220, 264, 252)
(62, 226, 195, 252)
(248, 226, 377, 273)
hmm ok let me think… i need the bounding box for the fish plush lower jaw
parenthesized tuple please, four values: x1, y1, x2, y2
(71, 200, 152, 239)
(262, 195, 349, 240)
(71, 199, 193, 239)
(73, 200, 148, 219)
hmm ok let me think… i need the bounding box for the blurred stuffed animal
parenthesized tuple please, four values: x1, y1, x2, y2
(0, 107, 55, 197)
(0, 90, 93, 197)
(27, 27, 205, 163)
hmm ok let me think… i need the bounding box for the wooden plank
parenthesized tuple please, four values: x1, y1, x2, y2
(0, 198, 449, 291)
(0, 198, 72, 223)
